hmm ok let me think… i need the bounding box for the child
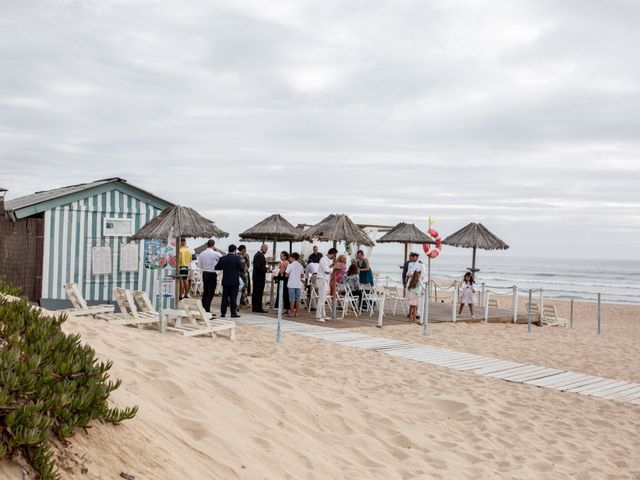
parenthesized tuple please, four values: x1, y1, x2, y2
(405, 270, 424, 323)
(285, 252, 305, 317)
(458, 271, 476, 318)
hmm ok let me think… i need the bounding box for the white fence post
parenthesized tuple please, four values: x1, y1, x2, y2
(512, 286, 518, 323)
(377, 289, 386, 328)
(452, 283, 458, 323)
(539, 288, 544, 323)
(484, 291, 490, 322)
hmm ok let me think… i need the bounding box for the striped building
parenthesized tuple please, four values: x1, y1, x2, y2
(2, 178, 172, 305)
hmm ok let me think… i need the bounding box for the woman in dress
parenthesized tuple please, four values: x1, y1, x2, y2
(405, 269, 424, 323)
(331, 254, 348, 296)
(356, 250, 374, 286)
(458, 272, 476, 318)
(275, 251, 291, 314)
(341, 263, 362, 305)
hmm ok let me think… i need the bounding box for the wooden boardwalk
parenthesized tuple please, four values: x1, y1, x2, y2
(237, 315, 640, 406)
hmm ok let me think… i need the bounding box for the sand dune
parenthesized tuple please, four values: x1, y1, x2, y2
(1, 300, 639, 479)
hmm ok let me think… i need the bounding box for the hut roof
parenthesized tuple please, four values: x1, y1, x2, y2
(4, 177, 172, 219)
(442, 222, 509, 250)
(377, 222, 435, 244)
(239, 214, 302, 241)
(130, 205, 228, 240)
(303, 214, 375, 247)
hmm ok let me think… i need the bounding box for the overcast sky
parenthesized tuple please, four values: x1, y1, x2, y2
(1, 0, 639, 259)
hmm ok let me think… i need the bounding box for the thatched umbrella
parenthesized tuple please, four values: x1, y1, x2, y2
(303, 214, 374, 319)
(239, 214, 302, 307)
(442, 222, 509, 272)
(303, 214, 375, 247)
(130, 205, 228, 305)
(377, 222, 434, 264)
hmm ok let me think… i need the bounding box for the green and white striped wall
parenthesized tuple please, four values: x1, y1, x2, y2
(41, 189, 163, 302)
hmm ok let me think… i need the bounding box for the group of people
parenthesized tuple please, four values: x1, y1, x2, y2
(180, 238, 476, 322)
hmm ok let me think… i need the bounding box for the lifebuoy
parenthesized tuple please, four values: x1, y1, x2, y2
(422, 229, 442, 258)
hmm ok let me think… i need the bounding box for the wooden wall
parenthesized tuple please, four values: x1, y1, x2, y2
(0, 215, 44, 300)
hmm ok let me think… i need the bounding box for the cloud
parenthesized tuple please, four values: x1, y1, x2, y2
(0, 0, 639, 259)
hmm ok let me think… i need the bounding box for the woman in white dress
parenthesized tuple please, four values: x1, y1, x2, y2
(458, 272, 476, 318)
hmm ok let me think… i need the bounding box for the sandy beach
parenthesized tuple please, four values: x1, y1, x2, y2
(1, 296, 638, 479)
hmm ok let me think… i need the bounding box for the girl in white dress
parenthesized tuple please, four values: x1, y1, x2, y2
(405, 270, 425, 323)
(458, 272, 476, 318)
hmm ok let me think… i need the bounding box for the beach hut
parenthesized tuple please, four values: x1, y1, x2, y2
(442, 222, 509, 273)
(377, 222, 434, 264)
(130, 205, 228, 305)
(0, 178, 172, 306)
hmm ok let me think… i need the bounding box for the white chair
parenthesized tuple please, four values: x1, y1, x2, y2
(63, 283, 114, 317)
(359, 284, 378, 317)
(335, 284, 359, 318)
(488, 298, 500, 310)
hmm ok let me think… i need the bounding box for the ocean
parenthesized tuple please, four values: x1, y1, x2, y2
(366, 252, 640, 304)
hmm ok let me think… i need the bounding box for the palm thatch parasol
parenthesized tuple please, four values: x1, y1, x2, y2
(442, 222, 509, 272)
(377, 222, 434, 263)
(303, 214, 375, 247)
(130, 205, 228, 305)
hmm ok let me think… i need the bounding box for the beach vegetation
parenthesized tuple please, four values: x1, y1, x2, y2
(0, 287, 137, 479)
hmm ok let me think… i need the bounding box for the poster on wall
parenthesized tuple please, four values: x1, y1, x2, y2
(143, 239, 177, 270)
(120, 243, 139, 272)
(92, 246, 112, 275)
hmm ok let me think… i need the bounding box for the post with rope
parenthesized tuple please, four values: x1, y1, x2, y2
(597, 293, 601, 335)
(527, 289, 532, 333)
(480, 282, 485, 309)
(512, 285, 518, 323)
(452, 282, 458, 323)
(276, 279, 283, 343)
(539, 288, 544, 324)
(570, 298, 574, 329)
(377, 289, 386, 328)
(483, 291, 490, 322)
(422, 279, 430, 336)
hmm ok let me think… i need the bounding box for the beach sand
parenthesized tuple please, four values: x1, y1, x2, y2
(1, 297, 639, 479)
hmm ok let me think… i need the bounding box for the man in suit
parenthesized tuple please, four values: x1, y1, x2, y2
(215, 244, 244, 318)
(252, 243, 270, 313)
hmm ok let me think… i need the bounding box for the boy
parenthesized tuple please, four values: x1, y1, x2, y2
(285, 252, 305, 317)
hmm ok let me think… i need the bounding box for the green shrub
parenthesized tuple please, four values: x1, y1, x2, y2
(0, 276, 22, 297)
(0, 295, 137, 479)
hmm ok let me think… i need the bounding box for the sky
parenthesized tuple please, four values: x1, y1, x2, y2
(1, 0, 639, 260)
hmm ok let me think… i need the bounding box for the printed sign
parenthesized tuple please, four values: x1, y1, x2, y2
(160, 278, 175, 298)
(143, 239, 177, 270)
(120, 243, 139, 272)
(92, 246, 112, 275)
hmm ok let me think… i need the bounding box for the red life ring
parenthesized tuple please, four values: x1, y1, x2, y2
(422, 229, 442, 258)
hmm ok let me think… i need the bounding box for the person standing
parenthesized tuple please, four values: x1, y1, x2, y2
(316, 247, 337, 322)
(404, 252, 427, 323)
(405, 270, 425, 323)
(237, 245, 251, 308)
(274, 251, 291, 314)
(308, 245, 323, 264)
(252, 244, 270, 313)
(197, 239, 222, 313)
(356, 250, 374, 286)
(215, 244, 244, 318)
(285, 252, 305, 317)
(178, 238, 193, 299)
(458, 272, 476, 318)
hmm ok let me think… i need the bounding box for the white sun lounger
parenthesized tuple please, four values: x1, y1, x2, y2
(63, 282, 114, 317)
(542, 304, 568, 327)
(170, 299, 236, 339)
(97, 288, 159, 327)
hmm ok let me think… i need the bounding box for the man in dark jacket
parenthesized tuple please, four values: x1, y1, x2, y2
(252, 243, 270, 313)
(215, 244, 244, 318)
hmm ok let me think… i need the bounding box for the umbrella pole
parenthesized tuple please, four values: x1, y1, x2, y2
(403, 243, 408, 264)
(471, 246, 477, 273)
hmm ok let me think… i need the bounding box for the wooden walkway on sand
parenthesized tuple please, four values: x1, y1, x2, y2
(237, 315, 640, 406)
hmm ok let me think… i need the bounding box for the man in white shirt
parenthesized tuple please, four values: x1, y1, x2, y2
(316, 247, 337, 321)
(285, 253, 305, 317)
(197, 239, 222, 313)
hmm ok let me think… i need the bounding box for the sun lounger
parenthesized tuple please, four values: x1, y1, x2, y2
(170, 299, 236, 339)
(132, 290, 186, 325)
(63, 282, 114, 317)
(542, 304, 568, 327)
(97, 288, 159, 327)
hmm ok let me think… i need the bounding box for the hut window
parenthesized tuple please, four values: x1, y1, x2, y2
(103, 218, 133, 236)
